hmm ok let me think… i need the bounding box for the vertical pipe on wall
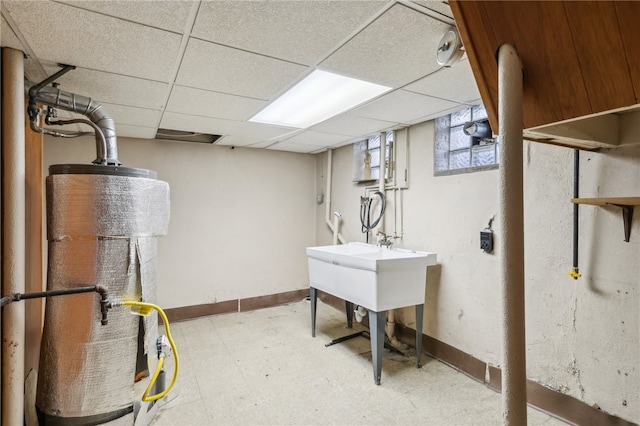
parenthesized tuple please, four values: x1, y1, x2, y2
(377, 132, 386, 233)
(571, 150, 580, 278)
(1, 47, 26, 426)
(325, 149, 346, 244)
(497, 44, 527, 425)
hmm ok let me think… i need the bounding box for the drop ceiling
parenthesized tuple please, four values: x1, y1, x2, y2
(1, 0, 482, 154)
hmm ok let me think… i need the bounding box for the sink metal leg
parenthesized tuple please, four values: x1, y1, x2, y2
(416, 304, 424, 368)
(310, 287, 317, 338)
(369, 310, 386, 385)
(345, 301, 354, 328)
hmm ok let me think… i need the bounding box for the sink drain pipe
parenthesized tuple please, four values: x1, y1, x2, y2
(498, 43, 527, 425)
(375, 132, 402, 347)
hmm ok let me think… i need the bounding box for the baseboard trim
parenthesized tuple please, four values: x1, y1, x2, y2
(397, 323, 638, 426)
(164, 291, 637, 426)
(164, 288, 310, 322)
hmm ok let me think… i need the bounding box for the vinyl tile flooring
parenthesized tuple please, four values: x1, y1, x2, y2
(151, 300, 567, 426)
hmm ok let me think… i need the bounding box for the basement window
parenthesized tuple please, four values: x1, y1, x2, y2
(353, 131, 394, 183)
(434, 104, 498, 175)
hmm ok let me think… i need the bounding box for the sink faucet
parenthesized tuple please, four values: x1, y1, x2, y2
(377, 231, 394, 248)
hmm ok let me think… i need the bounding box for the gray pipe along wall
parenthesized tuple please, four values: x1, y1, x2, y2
(27, 82, 171, 425)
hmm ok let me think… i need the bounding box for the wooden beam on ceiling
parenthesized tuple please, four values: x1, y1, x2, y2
(450, 1, 640, 134)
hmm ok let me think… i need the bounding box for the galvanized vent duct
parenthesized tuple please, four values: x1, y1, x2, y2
(25, 80, 119, 165)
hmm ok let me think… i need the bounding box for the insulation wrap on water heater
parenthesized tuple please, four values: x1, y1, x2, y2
(36, 164, 170, 424)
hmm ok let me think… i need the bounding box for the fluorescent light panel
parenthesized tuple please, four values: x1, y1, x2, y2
(249, 70, 391, 128)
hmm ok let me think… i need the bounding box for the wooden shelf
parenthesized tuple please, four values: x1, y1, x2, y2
(571, 197, 640, 242)
(571, 197, 640, 206)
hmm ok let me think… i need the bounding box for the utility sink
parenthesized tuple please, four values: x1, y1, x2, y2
(306, 242, 437, 385)
(306, 242, 437, 311)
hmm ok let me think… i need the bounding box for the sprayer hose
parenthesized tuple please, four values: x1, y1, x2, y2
(122, 301, 179, 403)
(360, 191, 386, 236)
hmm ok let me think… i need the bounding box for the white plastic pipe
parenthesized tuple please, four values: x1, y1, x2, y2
(332, 212, 342, 245)
(377, 133, 402, 346)
(2, 47, 26, 426)
(377, 132, 386, 233)
(325, 149, 346, 244)
(497, 43, 527, 425)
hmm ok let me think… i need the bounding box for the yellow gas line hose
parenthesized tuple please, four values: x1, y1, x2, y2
(121, 301, 179, 402)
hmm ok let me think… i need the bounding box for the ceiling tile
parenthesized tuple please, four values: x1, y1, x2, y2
(310, 113, 396, 137)
(176, 38, 308, 100)
(57, 0, 196, 33)
(1, 16, 24, 51)
(159, 112, 239, 136)
(245, 140, 279, 149)
(214, 135, 263, 148)
(320, 4, 451, 88)
(34, 63, 169, 110)
(160, 113, 298, 145)
(404, 104, 469, 126)
(267, 142, 324, 154)
(350, 89, 459, 123)
(166, 85, 267, 121)
(3, 1, 182, 82)
(404, 59, 480, 103)
(411, 1, 454, 19)
(115, 124, 157, 140)
(101, 103, 160, 128)
(279, 130, 353, 146)
(330, 137, 362, 148)
(231, 121, 298, 141)
(191, 1, 386, 65)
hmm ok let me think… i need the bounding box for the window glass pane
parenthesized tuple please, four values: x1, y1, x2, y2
(353, 140, 368, 181)
(386, 131, 394, 144)
(451, 108, 471, 126)
(450, 125, 472, 150)
(472, 104, 488, 121)
(369, 148, 380, 168)
(370, 167, 380, 180)
(435, 131, 449, 152)
(435, 116, 450, 153)
(435, 151, 449, 172)
(435, 115, 451, 131)
(368, 135, 380, 149)
(449, 149, 471, 169)
(471, 144, 496, 167)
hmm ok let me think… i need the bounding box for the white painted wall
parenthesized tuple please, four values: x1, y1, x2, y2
(316, 122, 638, 423)
(43, 136, 317, 309)
(42, 123, 639, 422)
(524, 142, 639, 422)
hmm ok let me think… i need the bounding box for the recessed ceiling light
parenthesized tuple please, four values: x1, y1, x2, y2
(249, 70, 391, 128)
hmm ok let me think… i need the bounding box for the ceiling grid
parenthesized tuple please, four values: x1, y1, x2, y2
(1, 0, 480, 153)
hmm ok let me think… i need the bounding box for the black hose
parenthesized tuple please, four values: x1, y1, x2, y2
(360, 191, 386, 242)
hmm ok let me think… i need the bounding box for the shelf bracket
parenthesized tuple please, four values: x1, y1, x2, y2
(609, 204, 634, 242)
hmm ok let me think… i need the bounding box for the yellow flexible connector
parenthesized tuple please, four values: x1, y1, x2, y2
(122, 301, 179, 402)
(567, 268, 581, 280)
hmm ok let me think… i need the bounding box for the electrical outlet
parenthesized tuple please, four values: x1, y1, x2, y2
(480, 230, 493, 252)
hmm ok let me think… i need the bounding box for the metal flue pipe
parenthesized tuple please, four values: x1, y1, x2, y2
(25, 81, 119, 165)
(497, 43, 527, 425)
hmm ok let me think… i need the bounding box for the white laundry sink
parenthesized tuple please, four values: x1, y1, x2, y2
(306, 242, 437, 312)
